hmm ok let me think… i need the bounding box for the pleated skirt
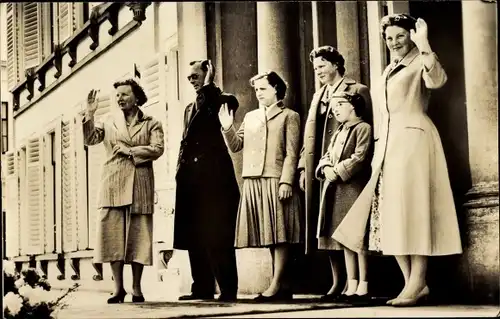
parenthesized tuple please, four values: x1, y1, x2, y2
(234, 177, 303, 248)
(93, 206, 153, 265)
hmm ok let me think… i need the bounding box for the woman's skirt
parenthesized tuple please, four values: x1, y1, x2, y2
(93, 206, 153, 265)
(234, 177, 303, 248)
(367, 170, 384, 252)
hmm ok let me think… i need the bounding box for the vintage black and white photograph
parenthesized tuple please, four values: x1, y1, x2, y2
(0, 1, 498, 318)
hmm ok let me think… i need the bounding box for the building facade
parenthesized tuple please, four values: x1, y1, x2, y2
(1, 1, 498, 303)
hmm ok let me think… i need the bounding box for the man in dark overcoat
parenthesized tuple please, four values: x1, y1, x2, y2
(173, 60, 240, 302)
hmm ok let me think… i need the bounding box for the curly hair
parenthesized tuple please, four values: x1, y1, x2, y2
(249, 71, 287, 101)
(113, 78, 148, 106)
(380, 13, 418, 39)
(309, 46, 346, 77)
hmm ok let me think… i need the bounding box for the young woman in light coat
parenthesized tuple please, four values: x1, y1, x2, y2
(332, 14, 462, 307)
(219, 71, 302, 301)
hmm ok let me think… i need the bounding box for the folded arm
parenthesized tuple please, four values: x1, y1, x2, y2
(334, 125, 372, 182)
(130, 120, 165, 165)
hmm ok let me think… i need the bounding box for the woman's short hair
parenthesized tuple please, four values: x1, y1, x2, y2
(380, 14, 418, 39)
(113, 78, 148, 106)
(249, 71, 287, 101)
(309, 46, 346, 77)
(339, 92, 366, 118)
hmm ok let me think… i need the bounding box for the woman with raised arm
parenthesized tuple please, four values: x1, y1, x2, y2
(218, 71, 302, 301)
(332, 14, 462, 307)
(83, 79, 164, 303)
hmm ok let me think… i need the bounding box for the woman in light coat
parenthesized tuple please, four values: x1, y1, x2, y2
(332, 14, 462, 307)
(219, 71, 302, 301)
(84, 79, 164, 303)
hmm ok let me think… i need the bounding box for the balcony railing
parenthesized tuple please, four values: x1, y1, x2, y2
(12, 2, 151, 117)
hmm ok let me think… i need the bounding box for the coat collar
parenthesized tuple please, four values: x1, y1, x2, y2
(259, 100, 284, 121)
(113, 108, 150, 143)
(339, 118, 363, 130)
(387, 47, 420, 78)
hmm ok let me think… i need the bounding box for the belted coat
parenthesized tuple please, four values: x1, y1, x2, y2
(297, 78, 372, 254)
(173, 83, 240, 250)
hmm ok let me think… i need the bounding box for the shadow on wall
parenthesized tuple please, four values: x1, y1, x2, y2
(410, 1, 472, 304)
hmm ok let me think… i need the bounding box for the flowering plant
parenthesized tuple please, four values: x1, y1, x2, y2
(3, 260, 79, 319)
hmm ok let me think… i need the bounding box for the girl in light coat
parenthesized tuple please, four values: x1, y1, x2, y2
(219, 71, 302, 301)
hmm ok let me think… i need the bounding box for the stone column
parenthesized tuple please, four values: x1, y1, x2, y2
(461, 0, 499, 304)
(177, 2, 208, 107)
(335, 1, 361, 82)
(256, 2, 299, 109)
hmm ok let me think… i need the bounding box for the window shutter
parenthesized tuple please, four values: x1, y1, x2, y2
(6, 3, 20, 90)
(61, 118, 77, 252)
(56, 3, 74, 44)
(25, 137, 45, 255)
(72, 3, 85, 31)
(23, 3, 43, 69)
(141, 56, 163, 108)
(4, 151, 20, 257)
(73, 114, 88, 250)
(43, 133, 55, 253)
(86, 94, 111, 249)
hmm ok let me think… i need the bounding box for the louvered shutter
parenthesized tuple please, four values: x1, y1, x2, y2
(23, 3, 43, 69)
(141, 56, 162, 108)
(4, 152, 20, 257)
(43, 133, 55, 253)
(73, 113, 88, 250)
(25, 137, 45, 255)
(61, 118, 77, 252)
(6, 3, 20, 90)
(86, 94, 111, 249)
(55, 3, 74, 44)
(139, 55, 174, 245)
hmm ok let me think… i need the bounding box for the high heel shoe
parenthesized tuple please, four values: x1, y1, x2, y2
(254, 289, 293, 302)
(107, 290, 127, 304)
(132, 295, 145, 303)
(391, 286, 430, 307)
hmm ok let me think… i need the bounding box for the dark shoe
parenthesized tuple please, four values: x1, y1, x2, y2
(107, 290, 127, 304)
(254, 289, 293, 302)
(178, 293, 215, 301)
(334, 294, 357, 303)
(319, 293, 342, 302)
(131, 295, 145, 303)
(218, 293, 237, 302)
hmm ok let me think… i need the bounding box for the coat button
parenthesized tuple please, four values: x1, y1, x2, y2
(328, 114, 333, 119)
(181, 159, 186, 164)
(194, 157, 198, 162)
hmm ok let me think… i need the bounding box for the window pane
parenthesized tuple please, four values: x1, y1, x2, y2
(2, 120, 7, 135)
(1, 102, 7, 118)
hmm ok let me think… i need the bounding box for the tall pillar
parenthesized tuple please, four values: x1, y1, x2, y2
(335, 1, 361, 82)
(177, 2, 207, 107)
(460, 0, 499, 304)
(256, 2, 300, 110)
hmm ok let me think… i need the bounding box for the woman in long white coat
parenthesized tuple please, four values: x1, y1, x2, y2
(332, 14, 462, 307)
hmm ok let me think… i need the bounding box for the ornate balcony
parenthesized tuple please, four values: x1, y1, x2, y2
(12, 2, 152, 117)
